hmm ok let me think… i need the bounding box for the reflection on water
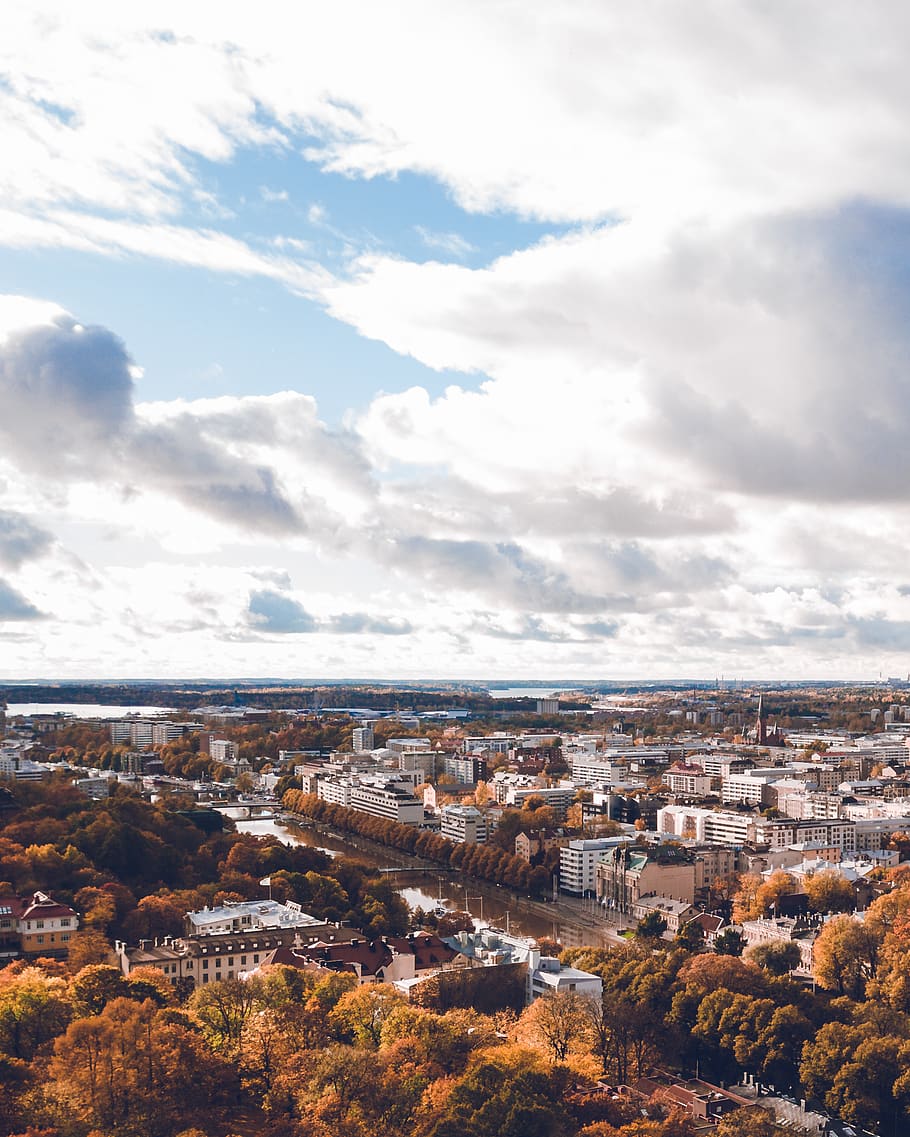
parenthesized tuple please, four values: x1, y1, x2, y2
(234, 818, 612, 948)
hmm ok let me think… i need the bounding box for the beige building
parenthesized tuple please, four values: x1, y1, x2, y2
(595, 844, 696, 916)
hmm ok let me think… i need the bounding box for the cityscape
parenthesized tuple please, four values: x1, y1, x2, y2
(5, 4, 910, 1137)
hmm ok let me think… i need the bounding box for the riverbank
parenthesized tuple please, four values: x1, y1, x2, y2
(273, 810, 625, 950)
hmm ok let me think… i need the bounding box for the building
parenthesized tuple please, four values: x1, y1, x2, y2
(439, 804, 487, 844)
(440, 754, 487, 785)
(209, 739, 238, 764)
(631, 895, 698, 935)
(0, 748, 47, 780)
(349, 779, 424, 825)
(506, 784, 575, 820)
(108, 719, 155, 746)
(559, 837, 629, 896)
(441, 927, 603, 1004)
(739, 916, 818, 977)
(536, 699, 559, 715)
(261, 931, 459, 985)
(0, 891, 79, 961)
(352, 726, 375, 753)
(595, 844, 697, 915)
(185, 899, 329, 939)
(665, 763, 716, 797)
(570, 756, 621, 787)
(385, 738, 432, 755)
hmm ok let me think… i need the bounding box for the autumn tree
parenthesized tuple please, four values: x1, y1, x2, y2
(804, 869, 855, 915)
(813, 915, 882, 999)
(48, 997, 235, 1137)
(329, 984, 405, 1048)
(744, 941, 802, 977)
(0, 967, 71, 1060)
(520, 990, 594, 1063)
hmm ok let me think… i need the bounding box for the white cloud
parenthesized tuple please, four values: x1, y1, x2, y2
(414, 226, 475, 259)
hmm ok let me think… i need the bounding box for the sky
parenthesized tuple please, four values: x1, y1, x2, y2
(3, 3, 910, 681)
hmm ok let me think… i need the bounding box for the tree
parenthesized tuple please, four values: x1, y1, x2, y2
(48, 997, 235, 1137)
(713, 929, 746, 957)
(813, 915, 882, 999)
(330, 984, 405, 1048)
(426, 1047, 572, 1137)
(0, 968, 71, 1060)
(520, 991, 594, 1063)
(635, 911, 667, 942)
(68, 964, 128, 1016)
(714, 1107, 777, 1137)
(674, 920, 704, 952)
(804, 869, 855, 915)
(189, 976, 262, 1054)
(744, 941, 802, 976)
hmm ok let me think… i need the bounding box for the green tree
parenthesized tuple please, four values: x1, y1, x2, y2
(635, 911, 667, 942)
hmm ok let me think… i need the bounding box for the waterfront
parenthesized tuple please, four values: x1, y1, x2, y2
(235, 815, 619, 949)
(6, 702, 177, 718)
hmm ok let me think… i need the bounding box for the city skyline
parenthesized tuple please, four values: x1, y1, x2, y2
(3, 4, 910, 680)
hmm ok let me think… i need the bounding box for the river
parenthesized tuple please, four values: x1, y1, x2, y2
(235, 816, 618, 949)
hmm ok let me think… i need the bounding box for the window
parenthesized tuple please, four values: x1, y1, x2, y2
(36, 921, 44, 929)
(61, 933, 70, 942)
(61, 918, 70, 927)
(36, 935, 44, 943)
(241, 956, 247, 965)
(253, 954, 259, 963)
(202, 959, 209, 970)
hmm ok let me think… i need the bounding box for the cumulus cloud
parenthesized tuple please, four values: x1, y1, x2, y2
(327, 612, 413, 635)
(248, 589, 317, 633)
(0, 304, 375, 539)
(0, 580, 44, 621)
(0, 512, 53, 568)
(247, 590, 413, 636)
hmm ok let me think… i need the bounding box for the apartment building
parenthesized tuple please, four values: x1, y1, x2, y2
(349, 779, 424, 825)
(559, 837, 629, 895)
(440, 804, 487, 844)
(506, 784, 575, 820)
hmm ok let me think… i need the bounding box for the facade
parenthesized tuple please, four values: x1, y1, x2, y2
(739, 916, 818, 977)
(209, 739, 238, 764)
(595, 844, 697, 915)
(631, 895, 698, 934)
(352, 726, 375, 753)
(349, 779, 424, 824)
(440, 754, 487, 785)
(559, 837, 628, 895)
(570, 756, 620, 787)
(665, 763, 716, 796)
(440, 804, 487, 844)
(442, 927, 602, 1004)
(506, 784, 575, 820)
(0, 891, 79, 960)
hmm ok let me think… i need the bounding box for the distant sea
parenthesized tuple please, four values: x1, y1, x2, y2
(486, 686, 585, 699)
(6, 703, 176, 718)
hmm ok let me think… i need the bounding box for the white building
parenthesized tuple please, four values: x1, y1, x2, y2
(348, 778, 424, 825)
(570, 756, 620, 787)
(559, 837, 629, 895)
(185, 899, 326, 938)
(352, 726, 374, 753)
(506, 783, 575, 820)
(440, 804, 487, 844)
(209, 739, 238, 764)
